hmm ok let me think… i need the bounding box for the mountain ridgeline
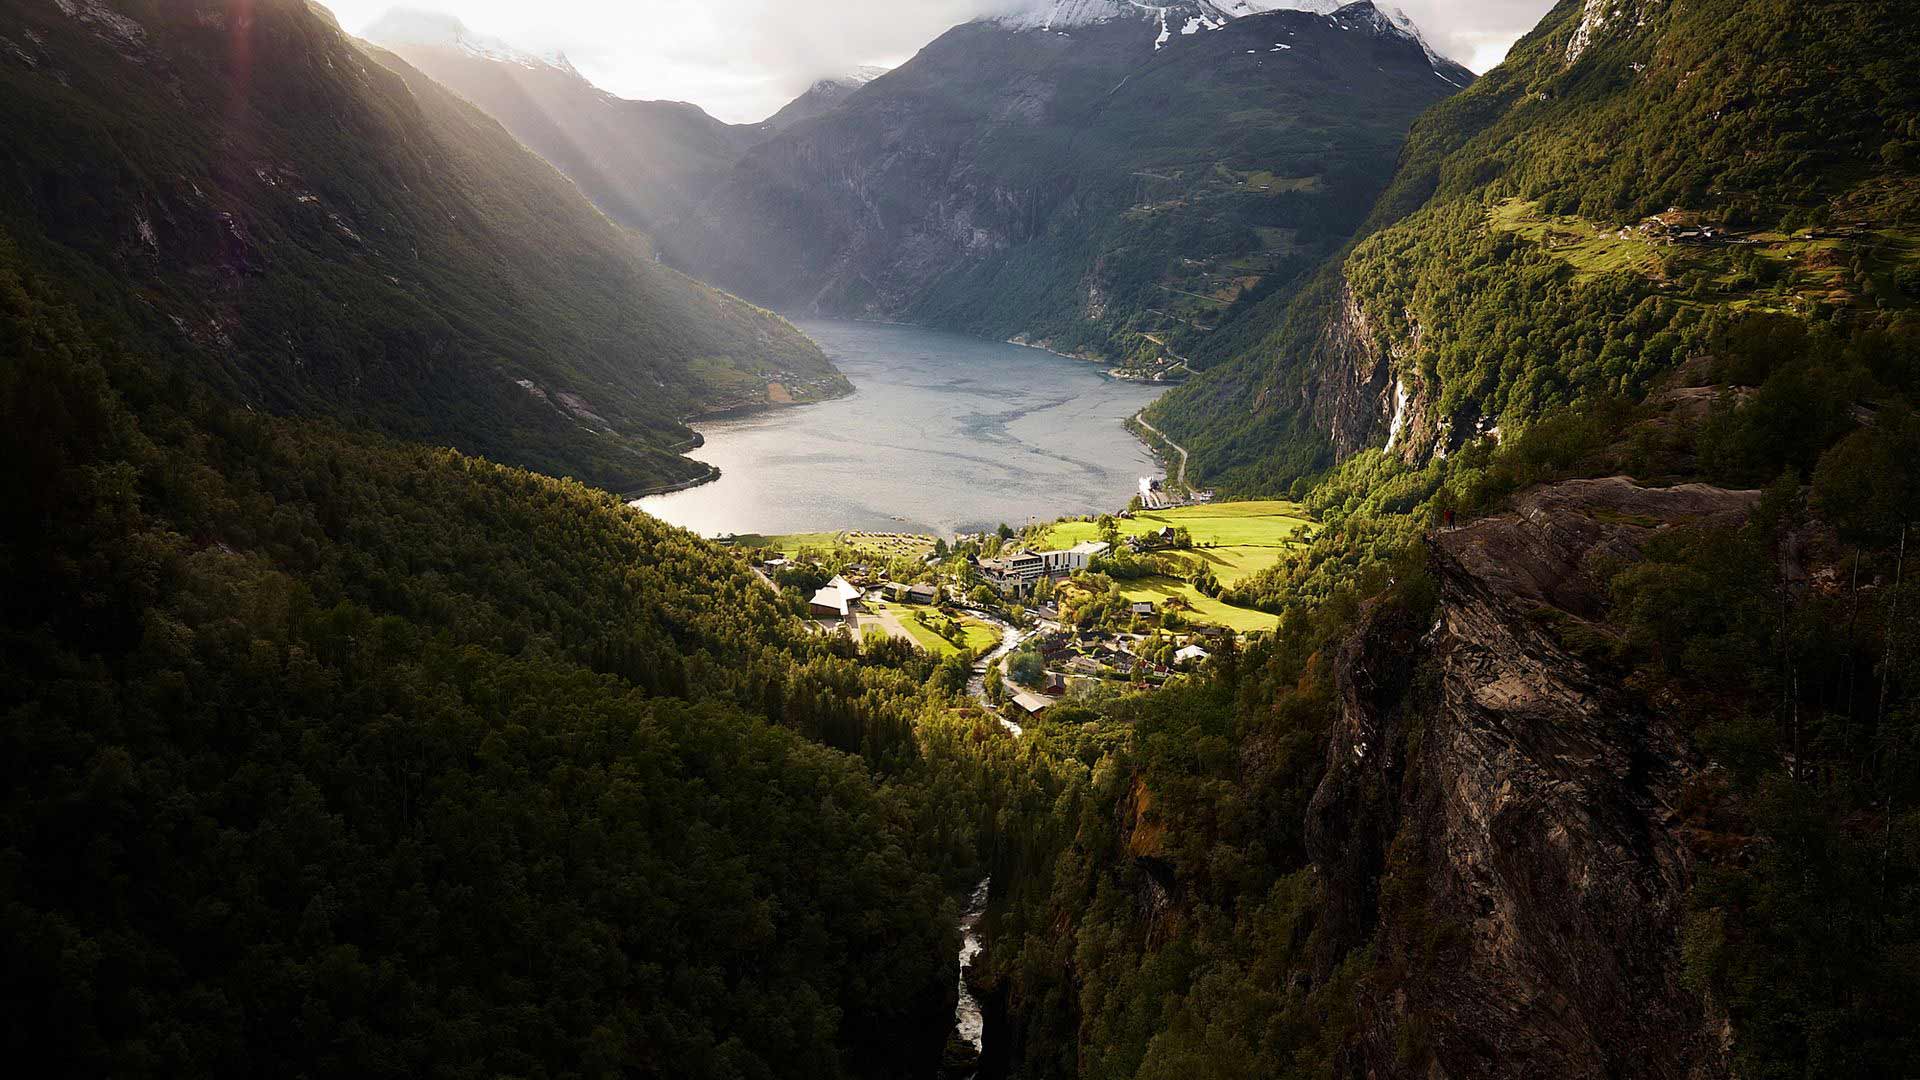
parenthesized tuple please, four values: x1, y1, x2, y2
(364, 8, 778, 236)
(0, 0, 843, 496)
(661, 0, 1472, 362)
(960, 1, 1917, 1077)
(762, 67, 890, 133)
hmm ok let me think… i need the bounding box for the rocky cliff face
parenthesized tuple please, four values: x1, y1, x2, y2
(1307, 477, 1756, 1078)
(1288, 282, 1450, 461)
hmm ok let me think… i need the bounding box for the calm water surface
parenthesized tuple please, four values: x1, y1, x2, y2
(635, 320, 1165, 537)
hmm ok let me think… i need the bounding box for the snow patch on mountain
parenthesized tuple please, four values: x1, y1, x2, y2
(806, 65, 891, 93)
(994, 0, 1456, 76)
(363, 8, 577, 75)
(998, 1, 1333, 33)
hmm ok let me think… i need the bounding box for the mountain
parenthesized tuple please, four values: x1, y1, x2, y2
(364, 8, 771, 235)
(960, 4, 1920, 1076)
(660, 1, 1472, 362)
(0, 0, 843, 496)
(764, 66, 890, 132)
(1149, 0, 1920, 491)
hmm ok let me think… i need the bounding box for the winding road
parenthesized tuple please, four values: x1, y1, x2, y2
(1133, 411, 1189, 490)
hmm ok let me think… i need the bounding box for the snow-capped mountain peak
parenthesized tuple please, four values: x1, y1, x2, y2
(820, 65, 891, 91)
(993, 1, 1459, 73)
(994, 0, 1350, 32)
(1333, 2, 1451, 72)
(363, 8, 577, 75)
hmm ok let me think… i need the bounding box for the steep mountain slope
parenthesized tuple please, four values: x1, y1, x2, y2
(365, 8, 770, 235)
(1307, 478, 1761, 1079)
(1150, 0, 1920, 492)
(0, 0, 843, 496)
(937, 4, 1920, 1076)
(764, 66, 890, 132)
(663, 1, 1471, 362)
(0, 232, 959, 1077)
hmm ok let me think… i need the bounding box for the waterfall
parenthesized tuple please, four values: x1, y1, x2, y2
(954, 876, 992, 1055)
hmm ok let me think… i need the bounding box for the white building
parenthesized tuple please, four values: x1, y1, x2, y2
(808, 575, 863, 619)
(983, 541, 1110, 596)
(1047, 540, 1110, 574)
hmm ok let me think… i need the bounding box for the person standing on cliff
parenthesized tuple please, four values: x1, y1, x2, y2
(1443, 508, 1456, 532)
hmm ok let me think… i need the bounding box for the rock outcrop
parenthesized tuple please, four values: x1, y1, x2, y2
(1288, 282, 1452, 461)
(1308, 477, 1757, 1079)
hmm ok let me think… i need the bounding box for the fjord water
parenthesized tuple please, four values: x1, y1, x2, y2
(635, 320, 1166, 536)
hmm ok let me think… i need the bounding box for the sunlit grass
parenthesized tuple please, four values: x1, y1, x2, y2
(1118, 578, 1280, 633)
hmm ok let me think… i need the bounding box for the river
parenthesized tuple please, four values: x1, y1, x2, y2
(953, 875, 992, 1075)
(634, 320, 1166, 537)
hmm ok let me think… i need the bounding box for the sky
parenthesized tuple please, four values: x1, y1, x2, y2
(319, 0, 1559, 124)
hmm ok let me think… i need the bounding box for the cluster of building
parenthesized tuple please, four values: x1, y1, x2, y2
(977, 540, 1111, 598)
(806, 573, 944, 621)
(1006, 624, 1230, 717)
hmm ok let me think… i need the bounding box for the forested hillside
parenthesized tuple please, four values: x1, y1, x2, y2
(1152, 0, 1920, 492)
(0, 229, 969, 1075)
(0, 0, 843, 496)
(663, 1, 1469, 363)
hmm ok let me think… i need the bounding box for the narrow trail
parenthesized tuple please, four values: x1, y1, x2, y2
(1133, 411, 1190, 490)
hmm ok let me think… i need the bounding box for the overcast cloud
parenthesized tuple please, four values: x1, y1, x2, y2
(319, 0, 1558, 124)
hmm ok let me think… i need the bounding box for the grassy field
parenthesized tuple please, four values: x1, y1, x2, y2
(1119, 578, 1281, 633)
(1488, 199, 1920, 312)
(1487, 199, 1667, 280)
(732, 531, 938, 561)
(1040, 500, 1312, 587)
(895, 608, 1001, 656)
(1037, 501, 1307, 631)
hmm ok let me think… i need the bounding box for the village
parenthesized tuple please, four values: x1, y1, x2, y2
(733, 487, 1314, 727)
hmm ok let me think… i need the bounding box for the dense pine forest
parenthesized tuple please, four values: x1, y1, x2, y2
(4, 0, 1920, 1078)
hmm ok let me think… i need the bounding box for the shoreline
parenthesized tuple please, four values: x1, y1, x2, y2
(1004, 334, 1190, 386)
(635, 378, 859, 503)
(624, 462, 720, 502)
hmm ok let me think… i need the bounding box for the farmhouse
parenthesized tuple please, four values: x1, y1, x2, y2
(1065, 655, 1104, 677)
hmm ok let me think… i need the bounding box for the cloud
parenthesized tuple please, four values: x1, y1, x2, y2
(1390, 0, 1559, 70)
(320, 1, 1558, 123)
